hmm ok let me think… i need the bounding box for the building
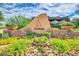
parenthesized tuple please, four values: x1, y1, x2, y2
(32, 15, 70, 25)
(48, 16, 70, 24)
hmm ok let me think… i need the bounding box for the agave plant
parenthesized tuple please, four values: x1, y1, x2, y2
(7, 15, 31, 29)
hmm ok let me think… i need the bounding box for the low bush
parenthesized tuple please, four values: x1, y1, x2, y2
(2, 32, 10, 38)
(0, 37, 18, 45)
(34, 36, 48, 45)
(51, 24, 61, 29)
(37, 47, 45, 53)
(64, 38, 79, 50)
(0, 33, 2, 38)
(5, 39, 32, 56)
(43, 32, 51, 38)
(73, 28, 79, 32)
(49, 39, 70, 53)
(61, 22, 74, 26)
(49, 38, 79, 53)
(26, 32, 36, 39)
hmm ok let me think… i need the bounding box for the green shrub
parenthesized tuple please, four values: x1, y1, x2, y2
(0, 23, 5, 29)
(49, 38, 79, 53)
(73, 28, 79, 32)
(26, 32, 36, 39)
(7, 15, 31, 29)
(37, 47, 45, 53)
(2, 32, 10, 38)
(61, 22, 74, 26)
(64, 38, 79, 50)
(72, 18, 79, 28)
(5, 39, 32, 56)
(0, 37, 17, 45)
(0, 48, 5, 56)
(34, 36, 47, 45)
(43, 32, 51, 38)
(0, 33, 2, 38)
(49, 39, 70, 53)
(51, 24, 61, 29)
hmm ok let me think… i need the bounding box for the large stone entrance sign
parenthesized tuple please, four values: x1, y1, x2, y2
(28, 13, 51, 33)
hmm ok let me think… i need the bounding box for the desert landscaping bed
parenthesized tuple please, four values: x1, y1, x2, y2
(0, 37, 79, 56)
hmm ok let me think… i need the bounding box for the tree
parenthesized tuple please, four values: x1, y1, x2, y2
(7, 15, 31, 29)
(72, 18, 79, 28)
(0, 11, 4, 29)
(0, 11, 4, 21)
(63, 16, 70, 22)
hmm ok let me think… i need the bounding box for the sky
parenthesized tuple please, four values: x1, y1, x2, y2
(0, 3, 79, 19)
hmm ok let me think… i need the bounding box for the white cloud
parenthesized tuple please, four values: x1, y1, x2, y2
(0, 3, 79, 18)
(47, 4, 77, 16)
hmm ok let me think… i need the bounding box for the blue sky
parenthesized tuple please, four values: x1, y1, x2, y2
(0, 3, 79, 19)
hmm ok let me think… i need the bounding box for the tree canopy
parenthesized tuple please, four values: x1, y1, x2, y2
(0, 11, 4, 21)
(7, 15, 31, 29)
(72, 18, 79, 28)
